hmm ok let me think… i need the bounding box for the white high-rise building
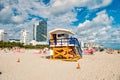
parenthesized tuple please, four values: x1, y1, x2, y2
(0, 29, 7, 42)
(0, 30, 4, 41)
(20, 30, 29, 45)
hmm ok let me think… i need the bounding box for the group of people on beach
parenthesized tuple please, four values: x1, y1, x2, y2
(82, 47, 120, 55)
(0, 47, 25, 53)
(106, 49, 120, 54)
(0, 47, 51, 57)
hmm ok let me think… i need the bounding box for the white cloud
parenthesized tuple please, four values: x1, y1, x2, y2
(78, 10, 113, 34)
(78, 20, 90, 28)
(93, 10, 113, 24)
(11, 16, 24, 23)
(86, 0, 112, 9)
(0, 6, 13, 24)
(77, 10, 114, 43)
(49, 0, 112, 15)
(0, 0, 113, 24)
(48, 11, 77, 31)
(0, 0, 113, 41)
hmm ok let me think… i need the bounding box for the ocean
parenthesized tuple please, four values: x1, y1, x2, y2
(100, 43, 120, 50)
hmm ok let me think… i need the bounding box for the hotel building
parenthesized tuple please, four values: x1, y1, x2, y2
(0, 29, 7, 42)
(33, 21, 47, 42)
(20, 30, 29, 45)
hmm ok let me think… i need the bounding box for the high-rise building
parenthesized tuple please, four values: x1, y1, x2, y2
(33, 21, 47, 42)
(0, 29, 7, 42)
(0, 30, 4, 41)
(20, 30, 29, 45)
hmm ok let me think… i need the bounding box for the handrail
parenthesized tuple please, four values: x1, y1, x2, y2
(49, 38, 78, 46)
(49, 37, 82, 56)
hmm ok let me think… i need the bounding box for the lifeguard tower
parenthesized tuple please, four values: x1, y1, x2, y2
(49, 28, 82, 61)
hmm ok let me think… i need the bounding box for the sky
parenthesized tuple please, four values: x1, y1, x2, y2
(0, 0, 120, 49)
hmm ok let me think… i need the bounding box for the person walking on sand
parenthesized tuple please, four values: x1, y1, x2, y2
(50, 49, 53, 59)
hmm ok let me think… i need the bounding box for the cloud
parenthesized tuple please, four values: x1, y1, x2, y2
(11, 16, 24, 23)
(77, 10, 113, 43)
(49, 0, 112, 15)
(86, 0, 112, 9)
(0, 6, 13, 24)
(48, 11, 77, 30)
(0, 0, 113, 41)
(0, 0, 112, 24)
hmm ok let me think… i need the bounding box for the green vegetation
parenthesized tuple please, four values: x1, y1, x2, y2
(24, 44, 49, 49)
(0, 41, 49, 49)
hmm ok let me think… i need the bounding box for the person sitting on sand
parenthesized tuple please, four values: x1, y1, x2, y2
(118, 50, 120, 54)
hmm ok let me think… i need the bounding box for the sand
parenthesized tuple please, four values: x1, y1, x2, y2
(0, 49, 120, 80)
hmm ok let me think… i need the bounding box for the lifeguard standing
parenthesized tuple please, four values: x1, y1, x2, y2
(49, 28, 82, 61)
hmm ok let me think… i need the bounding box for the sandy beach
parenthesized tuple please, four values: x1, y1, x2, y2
(0, 49, 120, 80)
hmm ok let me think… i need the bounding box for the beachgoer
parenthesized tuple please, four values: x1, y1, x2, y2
(50, 49, 53, 59)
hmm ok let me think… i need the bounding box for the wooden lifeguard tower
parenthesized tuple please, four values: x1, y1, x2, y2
(49, 28, 82, 61)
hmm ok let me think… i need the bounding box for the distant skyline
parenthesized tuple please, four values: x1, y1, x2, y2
(0, 0, 120, 49)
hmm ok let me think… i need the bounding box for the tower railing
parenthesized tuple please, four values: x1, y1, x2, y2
(49, 38, 76, 46)
(49, 37, 82, 56)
